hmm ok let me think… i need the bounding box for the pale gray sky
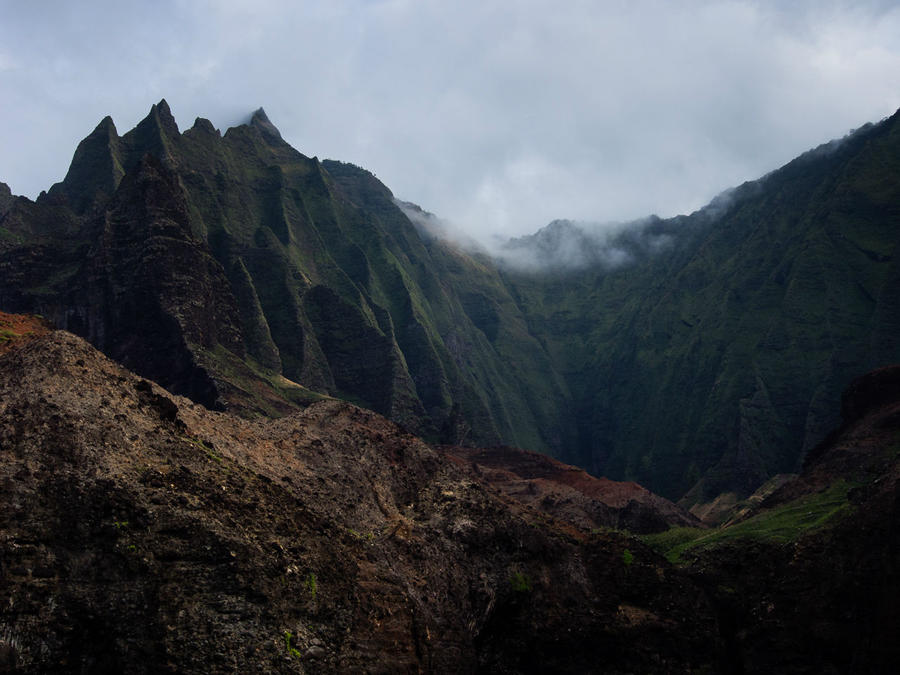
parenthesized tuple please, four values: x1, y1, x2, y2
(1, 0, 899, 244)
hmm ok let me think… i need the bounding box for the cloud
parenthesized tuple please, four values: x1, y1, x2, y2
(1, 0, 899, 246)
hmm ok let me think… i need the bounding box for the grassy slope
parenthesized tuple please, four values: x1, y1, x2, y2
(640, 480, 855, 563)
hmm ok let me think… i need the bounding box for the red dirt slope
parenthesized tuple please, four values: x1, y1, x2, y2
(0, 311, 50, 355)
(443, 445, 701, 534)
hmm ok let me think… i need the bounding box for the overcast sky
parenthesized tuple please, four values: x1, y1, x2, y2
(1, 0, 899, 244)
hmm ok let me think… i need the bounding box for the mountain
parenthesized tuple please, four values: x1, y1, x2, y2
(1, 100, 899, 506)
(502, 113, 900, 503)
(497, 216, 672, 271)
(0, 100, 576, 457)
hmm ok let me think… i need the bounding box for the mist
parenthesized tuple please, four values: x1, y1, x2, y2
(1, 1, 899, 249)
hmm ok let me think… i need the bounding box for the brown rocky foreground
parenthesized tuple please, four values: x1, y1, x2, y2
(0, 329, 719, 673)
(0, 312, 50, 356)
(3, 324, 898, 673)
(442, 446, 701, 534)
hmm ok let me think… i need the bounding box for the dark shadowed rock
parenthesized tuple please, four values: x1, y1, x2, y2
(840, 364, 900, 424)
(0, 182, 12, 217)
(678, 365, 900, 674)
(190, 116, 219, 136)
(250, 107, 284, 143)
(0, 328, 722, 673)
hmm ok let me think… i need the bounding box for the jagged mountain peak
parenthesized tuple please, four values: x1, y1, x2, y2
(248, 106, 283, 143)
(141, 98, 180, 136)
(93, 115, 119, 137)
(189, 116, 219, 136)
(47, 114, 125, 213)
(152, 97, 173, 119)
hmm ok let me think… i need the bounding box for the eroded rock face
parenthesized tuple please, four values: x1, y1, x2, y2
(4, 99, 899, 510)
(0, 330, 720, 673)
(0, 101, 576, 456)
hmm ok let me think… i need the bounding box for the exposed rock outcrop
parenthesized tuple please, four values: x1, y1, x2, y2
(0, 329, 720, 673)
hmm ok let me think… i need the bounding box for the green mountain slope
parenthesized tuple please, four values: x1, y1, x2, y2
(505, 111, 900, 501)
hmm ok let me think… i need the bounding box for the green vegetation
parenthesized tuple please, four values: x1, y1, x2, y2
(305, 573, 317, 601)
(0, 225, 24, 244)
(283, 631, 302, 660)
(180, 435, 223, 464)
(622, 549, 634, 566)
(509, 571, 532, 593)
(641, 481, 857, 563)
(346, 528, 375, 543)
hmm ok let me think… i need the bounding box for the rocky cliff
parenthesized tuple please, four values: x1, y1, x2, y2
(0, 100, 574, 455)
(2, 322, 898, 673)
(0, 326, 717, 673)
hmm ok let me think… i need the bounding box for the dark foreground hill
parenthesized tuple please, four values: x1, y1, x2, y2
(0, 327, 716, 673)
(2, 325, 898, 673)
(641, 364, 900, 674)
(2, 101, 899, 508)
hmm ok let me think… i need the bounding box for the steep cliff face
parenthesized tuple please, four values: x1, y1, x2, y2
(0, 101, 575, 451)
(0, 329, 720, 673)
(506, 110, 900, 501)
(1, 151, 242, 409)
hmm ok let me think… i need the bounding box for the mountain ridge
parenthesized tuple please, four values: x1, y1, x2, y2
(501, 107, 900, 501)
(2, 101, 899, 505)
(0, 100, 578, 458)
